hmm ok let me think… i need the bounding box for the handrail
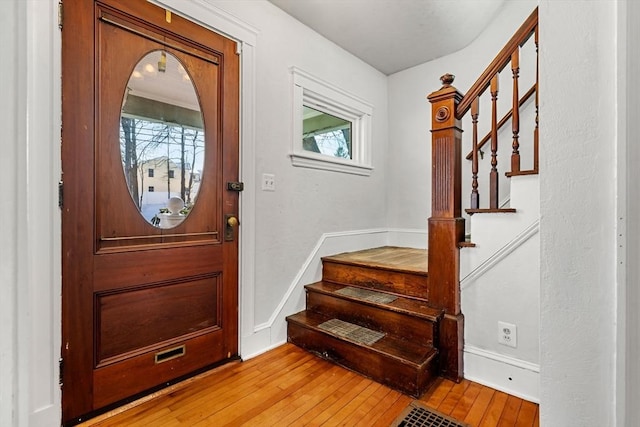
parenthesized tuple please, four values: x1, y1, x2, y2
(465, 84, 536, 160)
(456, 7, 538, 120)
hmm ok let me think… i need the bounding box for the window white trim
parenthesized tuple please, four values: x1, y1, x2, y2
(290, 67, 373, 176)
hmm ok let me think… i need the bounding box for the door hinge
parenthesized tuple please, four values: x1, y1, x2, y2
(58, 181, 63, 209)
(59, 357, 64, 387)
(58, 1, 63, 30)
(227, 181, 244, 192)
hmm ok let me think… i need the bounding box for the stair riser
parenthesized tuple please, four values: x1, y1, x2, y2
(322, 261, 429, 301)
(287, 321, 435, 397)
(306, 291, 436, 345)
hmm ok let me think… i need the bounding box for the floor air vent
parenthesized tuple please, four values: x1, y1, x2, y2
(391, 400, 470, 427)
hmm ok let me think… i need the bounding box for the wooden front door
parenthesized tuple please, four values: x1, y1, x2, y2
(61, 1, 240, 423)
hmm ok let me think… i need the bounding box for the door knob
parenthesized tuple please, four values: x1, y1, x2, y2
(225, 214, 239, 241)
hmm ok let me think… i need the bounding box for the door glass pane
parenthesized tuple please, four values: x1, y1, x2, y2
(120, 50, 204, 228)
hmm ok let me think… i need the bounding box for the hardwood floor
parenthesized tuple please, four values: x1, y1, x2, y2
(80, 344, 538, 426)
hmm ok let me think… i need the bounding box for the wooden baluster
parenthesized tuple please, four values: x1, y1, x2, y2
(490, 74, 499, 209)
(471, 97, 480, 209)
(511, 49, 520, 173)
(534, 25, 539, 172)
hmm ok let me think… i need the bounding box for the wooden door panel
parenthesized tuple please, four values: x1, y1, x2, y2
(96, 274, 221, 363)
(93, 245, 222, 291)
(93, 332, 225, 408)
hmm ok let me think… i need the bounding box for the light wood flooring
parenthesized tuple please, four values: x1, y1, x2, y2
(80, 344, 538, 426)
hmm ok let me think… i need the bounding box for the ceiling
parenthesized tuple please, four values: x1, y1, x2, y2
(268, 0, 506, 75)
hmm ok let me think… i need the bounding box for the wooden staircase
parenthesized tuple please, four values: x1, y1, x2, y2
(288, 7, 538, 399)
(286, 247, 443, 397)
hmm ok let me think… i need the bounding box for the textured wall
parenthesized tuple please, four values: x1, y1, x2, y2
(206, 0, 390, 327)
(624, 1, 640, 423)
(540, 1, 617, 425)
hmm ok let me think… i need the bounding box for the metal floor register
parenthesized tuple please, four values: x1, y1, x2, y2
(390, 400, 470, 427)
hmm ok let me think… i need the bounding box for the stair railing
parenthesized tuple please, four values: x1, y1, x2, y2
(458, 7, 537, 212)
(425, 7, 538, 382)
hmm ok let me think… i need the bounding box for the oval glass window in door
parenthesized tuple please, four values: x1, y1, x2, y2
(120, 50, 204, 228)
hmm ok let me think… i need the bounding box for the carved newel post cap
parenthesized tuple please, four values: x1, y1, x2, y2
(440, 73, 455, 87)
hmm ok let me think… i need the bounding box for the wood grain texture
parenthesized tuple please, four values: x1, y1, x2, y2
(62, 1, 240, 422)
(78, 344, 537, 427)
(456, 7, 538, 119)
(305, 281, 441, 344)
(466, 85, 536, 161)
(322, 246, 428, 273)
(321, 247, 429, 300)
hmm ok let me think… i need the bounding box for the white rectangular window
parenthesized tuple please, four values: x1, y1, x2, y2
(303, 106, 352, 159)
(291, 67, 373, 176)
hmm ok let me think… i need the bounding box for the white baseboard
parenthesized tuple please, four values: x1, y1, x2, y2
(464, 345, 540, 403)
(241, 339, 287, 361)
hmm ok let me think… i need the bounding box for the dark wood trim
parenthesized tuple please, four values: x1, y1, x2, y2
(458, 241, 476, 248)
(427, 76, 465, 381)
(489, 74, 500, 209)
(456, 7, 538, 119)
(505, 169, 539, 177)
(465, 208, 517, 215)
(61, 0, 96, 419)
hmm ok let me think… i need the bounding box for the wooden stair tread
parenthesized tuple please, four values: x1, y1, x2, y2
(506, 169, 538, 177)
(322, 246, 428, 275)
(305, 281, 442, 322)
(286, 310, 437, 366)
(465, 208, 517, 215)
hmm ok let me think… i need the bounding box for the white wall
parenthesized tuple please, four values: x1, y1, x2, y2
(623, 1, 640, 424)
(193, 0, 390, 352)
(462, 229, 540, 402)
(540, 1, 617, 425)
(0, 2, 21, 426)
(460, 174, 540, 401)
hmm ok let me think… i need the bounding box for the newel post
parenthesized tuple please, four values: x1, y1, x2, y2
(427, 74, 465, 381)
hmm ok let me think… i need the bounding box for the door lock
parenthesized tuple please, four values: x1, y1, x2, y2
(225, 214, 239, 241)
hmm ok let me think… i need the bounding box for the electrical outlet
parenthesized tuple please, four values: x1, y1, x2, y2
(498, 321, 517, 348)
(262, 173, 275, 191)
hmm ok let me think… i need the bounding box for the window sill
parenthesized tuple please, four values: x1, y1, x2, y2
(289, 152, 373, 176)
